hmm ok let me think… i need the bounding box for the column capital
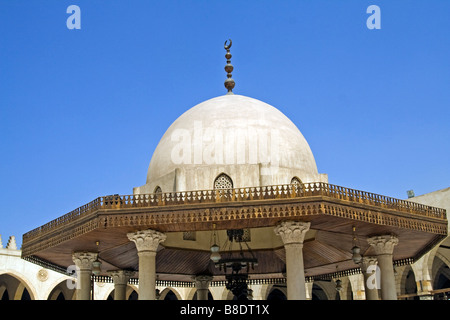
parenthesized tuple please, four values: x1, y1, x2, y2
(108, 270, 135, 285)
(72, 251, 98, 270)
(274, 221, 311, 245)
(367, 234, 399, 255)
(360, 256, 377, 269)
(194, 275, 213, 289)
(127, 229, 167, 253)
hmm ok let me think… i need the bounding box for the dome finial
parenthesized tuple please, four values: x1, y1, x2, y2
(224, 39, 235, 95)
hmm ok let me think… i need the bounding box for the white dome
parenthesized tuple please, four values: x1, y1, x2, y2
(135, 94, 325, 194)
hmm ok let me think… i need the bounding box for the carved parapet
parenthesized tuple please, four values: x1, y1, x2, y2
(274, 221, 311, 245)
(6, 236, 17, 250)
(127, 229, 167, 253)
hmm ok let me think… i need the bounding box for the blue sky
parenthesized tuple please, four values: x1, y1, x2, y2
(1, 1, 449, 247)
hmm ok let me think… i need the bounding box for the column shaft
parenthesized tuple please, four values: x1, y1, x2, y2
(114, 284, 127, 300)
(285, 243, 306, 300)
(367, 235, 399, 300)
(377, 254, 397, 300)
(127, 229, 166, 300)
(72, 252, 97, 301)
(197, 288, 209, 300)
(360, 257, 379, 300)
(362, 272, 379, 300)
(274, 221, 310, 300)
(138, 251, 157, 300)
(77, 270, 92, 300)
(109, 270, 135, 300)
(194, 275, 213, 300)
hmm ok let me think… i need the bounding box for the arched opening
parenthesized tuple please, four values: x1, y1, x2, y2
(1, 289, 9, 300)
(0, 273, 34, 300)
(404, 269, 418, 299)
(159, 287, 183, 300)
(164, 290, 179, 300)
(154, 186, 162, 194)
(128, 290, 138, 300)
(312, 283, 328, 300)
(214, 173, 233, 190)
(436, 271, 450, 290)
(56, 292, 65, 300)
(47, 279, 76, 300)
(267, 288, 287, 300)
(347, 282, 353, 300)
(107, 287, 139, 300)
(290, 177, 302, 185)
(433, 256, 450, 293)
(290, 176, 304, 195)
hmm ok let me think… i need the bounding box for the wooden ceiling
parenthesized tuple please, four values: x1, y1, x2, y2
(28, 212, 444, 282)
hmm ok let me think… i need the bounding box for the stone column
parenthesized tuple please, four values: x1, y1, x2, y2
(72, 252, 98, 300)
(128, 229, 166, 300)
(348, 274, 365, 300)
(305, 282, 313, 300)
(274, 221, 310, 300)
(194, 275, 213, 300)
(367, 235, 399, 300)
(108, 270, 135, 300)
(411, 253, 433, 296)
(360, 256, 379, 300)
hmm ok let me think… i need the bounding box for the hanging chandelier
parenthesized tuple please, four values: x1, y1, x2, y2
(335, 279, 343, 292)
(211, 228, 258, 300)
(210, 224, 221, 263)
(351, 226, 362, 264)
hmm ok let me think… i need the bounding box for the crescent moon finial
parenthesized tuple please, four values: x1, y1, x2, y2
(224, 39, 232, 50)
(223, 39, 235, 95)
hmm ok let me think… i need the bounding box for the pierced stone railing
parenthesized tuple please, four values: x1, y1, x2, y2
(22, 182, 446, 241)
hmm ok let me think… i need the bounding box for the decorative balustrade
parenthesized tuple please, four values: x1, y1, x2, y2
(89, 276, 196, 288)
(23, 182, 446, 242)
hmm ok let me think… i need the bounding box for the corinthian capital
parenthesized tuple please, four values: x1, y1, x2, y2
(108, 270, 135, 285)
(194, 275, 213, 290)
(274, 221, 311, 245)
(360, 256, 378, 272)
(367, 234, 399, 255)
(127, 229, 167, 253)
(72, 251, 98, 270)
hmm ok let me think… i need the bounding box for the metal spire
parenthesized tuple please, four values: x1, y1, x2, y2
(224, 39, 235, 95)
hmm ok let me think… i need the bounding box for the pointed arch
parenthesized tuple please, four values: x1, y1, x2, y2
(290, 176, 304, 195)
(159, 287, 182, 300)
(47, 278, 76, 300)
(432, 254, 450, 291)
(0, 272, 36, 300)
(266, 287, 287, 300)
(290, 176, 302, 185)
(154, 186, 162, 194)
(311, 284, 329, 300)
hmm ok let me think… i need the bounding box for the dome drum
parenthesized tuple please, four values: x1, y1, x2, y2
(134, 164, 327, 195)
